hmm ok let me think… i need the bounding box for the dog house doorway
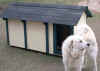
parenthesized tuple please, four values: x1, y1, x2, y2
(54, 24, 73, 55)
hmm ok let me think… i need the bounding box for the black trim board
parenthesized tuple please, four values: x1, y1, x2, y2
(53, 24, 57, 54)
(21, 20, 28, 49)
(44, 23, 49, 54)
(3, 18, 10, 45)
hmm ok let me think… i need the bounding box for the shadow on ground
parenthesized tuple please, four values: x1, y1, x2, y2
(0, 45, 63, 71)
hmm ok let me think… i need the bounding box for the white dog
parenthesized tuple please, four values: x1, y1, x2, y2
(62, 24, 98, 71)
(62, 35, 90, 71)
(75, 24, 98, 71)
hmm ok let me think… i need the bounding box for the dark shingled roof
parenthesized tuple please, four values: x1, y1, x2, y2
(1, 2, 92, 25)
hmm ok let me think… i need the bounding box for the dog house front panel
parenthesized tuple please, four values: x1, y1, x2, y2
(8, 20, 25, 48)
(27, 22, 46, 52)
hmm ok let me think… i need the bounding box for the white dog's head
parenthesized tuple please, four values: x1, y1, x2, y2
(67, 35, 90, 59)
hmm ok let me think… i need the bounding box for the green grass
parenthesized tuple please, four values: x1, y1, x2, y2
(0, 0, 81, 5)
(0, 0, 15, 4)
(16, 0, 81, 5)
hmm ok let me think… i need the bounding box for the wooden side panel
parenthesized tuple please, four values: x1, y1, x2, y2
(8, 20, 25, 48)
(27, 22, 46, 52)
(74, 12, 87, 34)
(78, 12, 87, 25)
(48, 24, 53, 54)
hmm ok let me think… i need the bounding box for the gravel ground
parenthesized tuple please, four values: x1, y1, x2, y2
(0, 45, 64, 71)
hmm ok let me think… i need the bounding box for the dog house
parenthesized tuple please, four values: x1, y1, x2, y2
(1, 2, 92, 55)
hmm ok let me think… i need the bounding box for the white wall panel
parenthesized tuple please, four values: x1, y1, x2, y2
(8, 20, 25, 48)
(27, 22, 46, 52)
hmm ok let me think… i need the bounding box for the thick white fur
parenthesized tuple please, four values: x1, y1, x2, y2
(62, 24, 98, 71)
(62, 35, 89, 71)
(75, 24, 98, 71)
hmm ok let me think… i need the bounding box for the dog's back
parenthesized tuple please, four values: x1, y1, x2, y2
(74, 24, 98, 71)
(75, 24, 98, 47)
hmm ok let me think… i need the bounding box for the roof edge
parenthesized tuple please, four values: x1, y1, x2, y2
(81, 6, 93, 17)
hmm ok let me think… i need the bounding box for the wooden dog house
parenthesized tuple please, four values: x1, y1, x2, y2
(1, 2, 92, 55)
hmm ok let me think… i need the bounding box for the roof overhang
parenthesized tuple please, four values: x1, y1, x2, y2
(1, 2, 92, 25)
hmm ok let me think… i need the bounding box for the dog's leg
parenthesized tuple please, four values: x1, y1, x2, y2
(77, 67, 82, 71)
(64, 64, 69, 71)
(91, 55, 97, 71)
(93, 58, 98, 71)
(89, 50, 98, 71)
(82, 54, 88, 69)
(76, 65, 82, 71)
(82, 55, 86, 69)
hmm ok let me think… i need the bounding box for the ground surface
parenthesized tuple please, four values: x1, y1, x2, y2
(0, 0, 100, 71)
(0, 15, 100, 71)
(0, 44, 63, 71)
(0, 19, 64, 71)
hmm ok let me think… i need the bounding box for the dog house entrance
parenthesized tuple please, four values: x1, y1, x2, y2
(54, 24, 73, 54)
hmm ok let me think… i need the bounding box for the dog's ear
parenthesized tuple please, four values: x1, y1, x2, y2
(70, 40, 73, 49)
